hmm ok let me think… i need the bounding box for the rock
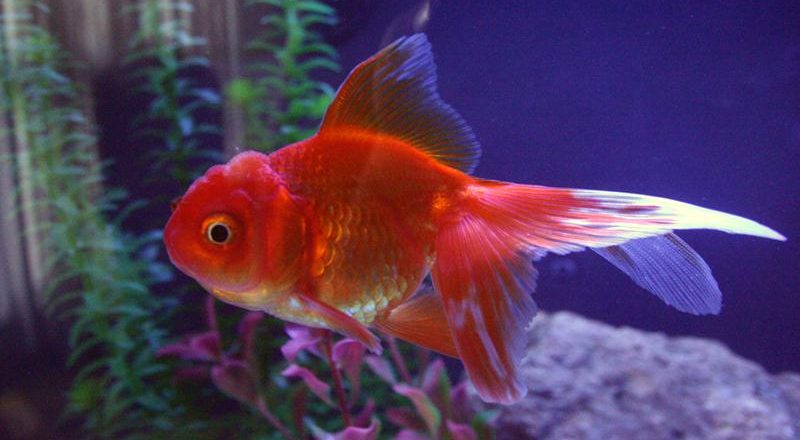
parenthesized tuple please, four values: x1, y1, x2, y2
(472, 312, 800, 440)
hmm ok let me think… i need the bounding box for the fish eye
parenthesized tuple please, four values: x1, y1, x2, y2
(201, 212, 240, 247)
(207, 222, 231, 244)
(206, 222, 232, 245)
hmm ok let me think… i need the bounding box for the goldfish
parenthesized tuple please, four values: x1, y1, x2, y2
(164, 34, 785, 404)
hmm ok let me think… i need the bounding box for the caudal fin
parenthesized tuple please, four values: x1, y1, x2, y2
(593, 233, 722, 315)
(470, 181, 785, 251)
(433, 181, 783, 404)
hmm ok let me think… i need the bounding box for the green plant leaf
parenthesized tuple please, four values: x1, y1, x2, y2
(296, 1, 335, 15)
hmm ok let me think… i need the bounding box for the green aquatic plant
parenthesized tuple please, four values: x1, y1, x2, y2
(159, 3, 499, 438)
(228, 0, 339, 151)
(126, 0, 223, 190)
(0, 2, 179, 438)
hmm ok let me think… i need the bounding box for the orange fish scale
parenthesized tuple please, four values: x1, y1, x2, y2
(268, 132, 463, 325)
(312, 198, 410, 323)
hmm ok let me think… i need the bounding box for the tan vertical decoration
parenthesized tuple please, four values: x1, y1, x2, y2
(0, 0, 253, 339)
(50, 0, 114, 70)
(1, 0, 43, 347)
(0, 85, 34, 346)
(179, 0, 245, 153)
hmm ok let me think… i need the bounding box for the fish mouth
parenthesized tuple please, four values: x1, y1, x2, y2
(163, 214, 191, 276)
(170, 196, 182, 212)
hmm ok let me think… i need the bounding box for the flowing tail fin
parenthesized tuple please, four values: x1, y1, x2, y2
(432, 180, 784, 404)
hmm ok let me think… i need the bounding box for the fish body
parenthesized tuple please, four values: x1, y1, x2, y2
(266, 131, 463, 320)
(164, 34, 785, 404)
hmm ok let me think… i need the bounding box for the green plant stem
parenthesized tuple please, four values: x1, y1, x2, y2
(256, 397, 295, 440)
(323, 330, 352, 427)
(388, 336, 413, 384)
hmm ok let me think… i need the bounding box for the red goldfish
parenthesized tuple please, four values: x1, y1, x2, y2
(164, 34, 785, 404)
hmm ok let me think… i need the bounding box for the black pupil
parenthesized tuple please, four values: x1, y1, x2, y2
(209, 224, 230, 243)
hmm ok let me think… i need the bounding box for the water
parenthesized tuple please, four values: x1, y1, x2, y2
(365, 1, 798, 373)
(1, 1, 798, 438)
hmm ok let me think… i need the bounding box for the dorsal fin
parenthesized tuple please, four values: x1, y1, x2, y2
(319, 34, 481, 174)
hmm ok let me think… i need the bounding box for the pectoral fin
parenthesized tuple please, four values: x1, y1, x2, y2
(297, 293, 382, 354)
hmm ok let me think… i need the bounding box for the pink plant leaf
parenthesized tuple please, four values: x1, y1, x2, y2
(291, 386, 309, 438)
(334, 419, 381, 440)
(353, 399, 376, 428)
(446, 420, 478, 440)
(471, 409, 500, 439)
(449, 381, 471, 424)
(211, 359, 259, 407)
(364, 355, 396, 384)
(393, 430, 430, 440)
(394, 384, 441, 437)
(421, 358, 445, 394)
(282, 324, 323, 361)
(333, 338, 365, 403)
(204, 294, 218, 333)
(386, 408, 426, 432)
(157, 330, 221, 361)
(307, 418, 380, 440)
(238, 312, 263, 362)
(305, 418, 332, 440)
(282, 364, 333, 405)
(174, 365, 210, 381)
(421, 358, 451, 418)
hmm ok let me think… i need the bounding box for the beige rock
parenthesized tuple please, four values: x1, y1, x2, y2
(471, 312, 800, 440)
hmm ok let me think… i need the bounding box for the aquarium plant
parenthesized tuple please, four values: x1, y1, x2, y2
(228, 0, 339, 152)
(126, 0, 223, 191)
(159, 297, 496, 439)
(156, 1, 499, 438)
(0, 2, 180, 438)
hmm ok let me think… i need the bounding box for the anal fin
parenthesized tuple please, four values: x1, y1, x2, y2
(374, 287, 459, 359)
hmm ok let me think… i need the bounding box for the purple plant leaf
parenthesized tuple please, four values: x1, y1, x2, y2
(157, 330, 221, 361)
(386, 408, 426, 432)
(421, 358, 451, 418)
(291, 386, 309, 439)
(282, 323, 323, 361)
(364, 355, 396, 384)
(446, 420, 478, 440)
(393, 430, 430, 440)
(211, 359, 259, 406)
(471, 409, 500, 440)
(394, 384, 442, 436)
(333, 338, 365, 403)
(174, 365, 210, 381)
(282, 364, 333, 405)
(353, 399, 376, 429)
(421, 358, 445, 394)
(205, 294, 218, 333)
(307, 418, 380, 440)
(305, 418, 332, 440)
(334, 419, 381, 440)
(238, 312, 263, 363)
(449, 381, 471, 424)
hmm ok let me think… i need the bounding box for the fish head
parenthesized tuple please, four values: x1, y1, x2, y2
(164, 151, 305, 310)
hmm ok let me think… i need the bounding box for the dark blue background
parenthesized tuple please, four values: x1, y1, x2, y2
(331, 1, 799, 372)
